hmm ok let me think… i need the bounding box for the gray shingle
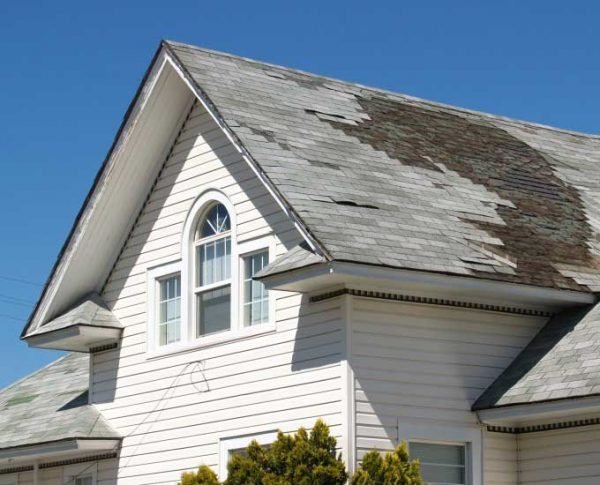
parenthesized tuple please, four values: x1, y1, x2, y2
(27, 293, 121, 338)
(473, 304, 600, 410)
(0, 353, 119, 450)
(166, 40, 600, 293)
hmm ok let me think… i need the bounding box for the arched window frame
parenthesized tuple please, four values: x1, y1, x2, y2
(181, 190, 239, 343)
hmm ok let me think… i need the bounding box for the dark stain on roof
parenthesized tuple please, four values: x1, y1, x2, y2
(322, 95, 595, 291)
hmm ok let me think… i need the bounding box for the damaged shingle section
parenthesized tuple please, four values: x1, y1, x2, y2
(165, 41, 600, 292)
(473, 303, 600, 409)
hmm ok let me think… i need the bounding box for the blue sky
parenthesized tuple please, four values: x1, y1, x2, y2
(0, 0, 598, 388)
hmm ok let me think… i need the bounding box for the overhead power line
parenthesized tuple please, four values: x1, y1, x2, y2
(0, 275, 42, 287)
(0, 313, 25, 323)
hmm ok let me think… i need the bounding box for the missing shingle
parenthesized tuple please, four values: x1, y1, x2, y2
(305, 109, 358, 125)
(332, 199, 380, 210)
(263, 69, 287, 80)
(308, 159, 342, 170)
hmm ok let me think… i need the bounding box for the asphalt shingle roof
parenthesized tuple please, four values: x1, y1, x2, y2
(27, 293, 121, 338)
(473, 303, 600, 410)
(166, 40, 600, 293)
(0, 353, 119, 450)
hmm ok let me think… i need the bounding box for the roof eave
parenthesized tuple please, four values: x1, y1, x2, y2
(476, 394, 600, 426)
(24, 324, 122, 352)
(260, 260, 596, 311)
(0, 437, 121, 464)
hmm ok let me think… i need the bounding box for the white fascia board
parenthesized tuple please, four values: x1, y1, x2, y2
(26, 48, 194, 336)
(477, 396, 600, 426)
(0, 439, 120, 463)
(262, 261, 595, 311)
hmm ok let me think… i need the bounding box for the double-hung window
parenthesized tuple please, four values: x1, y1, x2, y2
(195, 203, 232, 336)
(147, 193, 274, 355)
(158, 275, 181, 345)
(409, 442, 467, 485)
(242, 250, 269, 326)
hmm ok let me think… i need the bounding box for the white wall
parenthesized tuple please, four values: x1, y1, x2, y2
(485, 431, 518, 485)
(350, 296, 546, 484)
(93, 102, 345, 484)
(518, 425, 600, 484)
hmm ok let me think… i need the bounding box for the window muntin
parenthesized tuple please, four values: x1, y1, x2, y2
(195, 203, 232, 336)
(158, 275, 181, 346)
(242, 250, 269, 326)
(409, 442, 466, 485)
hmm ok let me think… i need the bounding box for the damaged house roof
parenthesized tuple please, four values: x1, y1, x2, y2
(166, 40, 600, 293)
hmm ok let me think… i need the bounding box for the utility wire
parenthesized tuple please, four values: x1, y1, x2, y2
(0, 292, 35, 304)
(0, 275, 42, 287)
(0, 313, 26, 322)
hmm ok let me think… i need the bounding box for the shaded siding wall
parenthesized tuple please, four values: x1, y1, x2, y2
(350, 297, 546, 484)
(92, 102, 344, 484)
(518, 425, 600, 484)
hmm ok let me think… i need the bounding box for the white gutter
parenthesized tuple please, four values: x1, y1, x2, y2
(477, 395, 600, 426)
(261, 261, 596, 311)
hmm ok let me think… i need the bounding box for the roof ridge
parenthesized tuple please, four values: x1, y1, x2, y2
(164, 40, 600, 140)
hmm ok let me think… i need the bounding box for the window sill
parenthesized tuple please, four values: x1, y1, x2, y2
(146, 323, 276, 360)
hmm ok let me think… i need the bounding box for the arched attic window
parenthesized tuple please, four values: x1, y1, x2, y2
(194, 202, 232, 336)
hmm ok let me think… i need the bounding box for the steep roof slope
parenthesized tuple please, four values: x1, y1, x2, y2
(166, 41, 600, 293)
(0, 353, 119, 450)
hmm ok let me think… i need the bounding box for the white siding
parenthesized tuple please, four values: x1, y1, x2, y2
(518, 425, 600, 484)
(485, 431, 518, 485)
(94, 102, 344, 484)
(350, 297, 546, 483)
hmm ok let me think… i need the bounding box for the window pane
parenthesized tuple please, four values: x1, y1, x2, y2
(196, 237, 231, 286)
(243, 251, 269, 326)
(158, 275, 181, 346)
(199, 203, 231, 238)
(197, 285, 231, 336)
(75, 477, 93, 485)
(410, 442, 466, 485)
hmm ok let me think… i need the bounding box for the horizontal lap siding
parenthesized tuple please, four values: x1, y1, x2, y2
(351, 298, 545, 484)
(518, 425, 600, 484)
(486, 431, 518, 484)
(95, 102, 343, 484)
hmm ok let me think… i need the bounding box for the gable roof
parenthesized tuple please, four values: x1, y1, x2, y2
(165, 40, 600, 294)
(24, 40, 600, 338)
(0, 353, 119, 452)
(474, 302, 600, 410)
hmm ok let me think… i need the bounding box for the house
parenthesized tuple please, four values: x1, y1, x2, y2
(2, 39, 600, 484)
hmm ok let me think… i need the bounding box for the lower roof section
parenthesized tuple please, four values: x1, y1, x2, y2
(0, 353, 120, 462)
(474, 303, 600, 412)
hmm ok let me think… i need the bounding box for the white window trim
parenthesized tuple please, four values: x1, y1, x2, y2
(182, 190, 239, 342)
(146, 190, 276, 359)
(398, 419, 482, 485)
(146, 260, 182, 353)
(219, 430, 278, 480)
(64, 462, 97, 485)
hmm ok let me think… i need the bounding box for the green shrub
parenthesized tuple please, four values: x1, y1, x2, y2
(179, 464, 219, 485)
(351, 443, 423, 485)
(225, 419, 347, 485)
